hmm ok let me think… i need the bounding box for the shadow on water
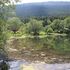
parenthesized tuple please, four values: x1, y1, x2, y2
(0, 49, 9, 70)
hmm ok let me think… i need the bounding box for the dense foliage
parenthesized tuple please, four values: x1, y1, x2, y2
(5, 16, 70, 36)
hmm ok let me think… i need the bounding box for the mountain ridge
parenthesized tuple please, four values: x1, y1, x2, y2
(16, 2, 70, 18)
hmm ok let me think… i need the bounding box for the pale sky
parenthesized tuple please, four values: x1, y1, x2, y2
(11, 0, 70, 4)
(20, 0, 70, 3)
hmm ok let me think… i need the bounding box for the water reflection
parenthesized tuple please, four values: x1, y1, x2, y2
(10, 35, 70, 54)
(6, 35, 70, 64)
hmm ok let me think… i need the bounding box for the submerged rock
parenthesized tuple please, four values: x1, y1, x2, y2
(0, 49, 8, 61)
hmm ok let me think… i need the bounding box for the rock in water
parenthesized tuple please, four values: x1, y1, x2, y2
(0, 60, 9, 70)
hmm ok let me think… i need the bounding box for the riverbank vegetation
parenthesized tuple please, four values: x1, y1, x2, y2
(5, 16, 70, 37)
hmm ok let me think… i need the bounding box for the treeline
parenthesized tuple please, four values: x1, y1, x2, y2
(4, 16, 70, 36)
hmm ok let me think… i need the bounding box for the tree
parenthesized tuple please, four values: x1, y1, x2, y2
(0, 19, 7, 48)
(7, 17, 22, 33)
(0, 1, 21, 64)
(51, 19, 64, 33)
(0, 19, 9, 63)
(25, 19, 43, 35)
(43, 19, 51, 27)
(0, 0, 21, 47)
(45, 26, 53, 34)
(0, 0, 20, 19)
(63, 17, 70, 34)
(0, 0, 21, 49)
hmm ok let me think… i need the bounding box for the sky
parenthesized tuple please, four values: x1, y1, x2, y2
(11, 0, 70, 4)
(19, 0, 70, 3)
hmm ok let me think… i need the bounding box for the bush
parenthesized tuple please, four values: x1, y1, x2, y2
(25, 19, 43, 35)
(7, 17, 22, 34)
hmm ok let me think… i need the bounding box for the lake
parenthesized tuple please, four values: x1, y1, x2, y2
(6, 35, 70, 69)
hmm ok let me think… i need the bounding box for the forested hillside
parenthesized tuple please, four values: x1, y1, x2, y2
(16, 2, 70, 18)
